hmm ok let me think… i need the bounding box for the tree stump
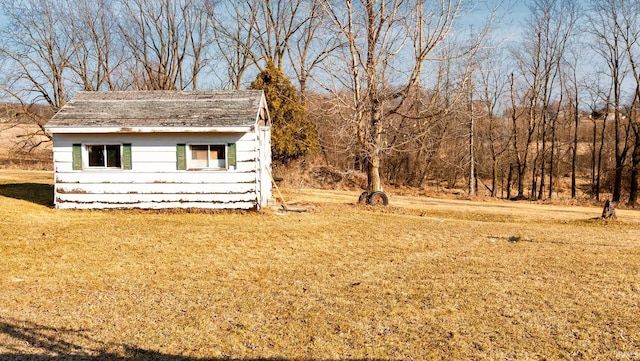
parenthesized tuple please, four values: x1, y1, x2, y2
(601, 199, 617, 220)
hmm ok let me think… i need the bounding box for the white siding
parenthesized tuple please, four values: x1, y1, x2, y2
(52, 132, 269, 209)
(258, 126, 272, 205)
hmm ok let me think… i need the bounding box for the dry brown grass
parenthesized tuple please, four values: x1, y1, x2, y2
(1, 170, 639, 360)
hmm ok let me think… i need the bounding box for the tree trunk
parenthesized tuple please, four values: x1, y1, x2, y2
(596, 117, 607, 201)
(538, 118, 547, 200)
(612, 77, 627, 203)
(569, 62, 580, 199)
(549, 113, 558, 199)
(531, 154, 539, 200)
(591, 119, 597, 198)
(367, 99, 383, 193)
(491, 159, 498, 197)
(601, 199, 617, 220)
(507, 165, 513, 200)
(468, 75, 475, 196)
(517, 164, 526, 199)
(613, 166, 624, 202)
(629, 130, 640, 207)
(367, 154, 382, 192)
(571, 99, 579, 199)
(629, 166, 638, 207)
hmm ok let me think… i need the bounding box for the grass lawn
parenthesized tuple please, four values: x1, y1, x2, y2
(1, 170, 639, 360)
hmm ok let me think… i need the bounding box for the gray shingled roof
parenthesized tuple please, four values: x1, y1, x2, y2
(47, 90, 266, 128)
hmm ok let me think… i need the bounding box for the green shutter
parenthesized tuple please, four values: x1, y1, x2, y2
(227, 143, 236, 168)
(176, 144, 187, 170)
(72, 144, 82, 170)
(122, 143, 132, 170)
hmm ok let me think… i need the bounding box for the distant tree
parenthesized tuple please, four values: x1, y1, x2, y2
(586, 0, 633, 203)
(610, 0, 640, 207)
(250, 61, 318, 163)
(564, 48, 582, 199)
(513, 0, 577, 200)
(475, 48, 512, 197)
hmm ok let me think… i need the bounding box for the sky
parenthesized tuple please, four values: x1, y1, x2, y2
(0, 2, 531, 41)
(458, 1, 528, 40)
(1, 0, 619, 104)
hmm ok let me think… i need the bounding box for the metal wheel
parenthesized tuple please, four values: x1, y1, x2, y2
(367, 191, 389, 206)
(358, 191, 370, 203)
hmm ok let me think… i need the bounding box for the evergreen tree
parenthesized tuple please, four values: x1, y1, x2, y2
(250, 61, 318, 163)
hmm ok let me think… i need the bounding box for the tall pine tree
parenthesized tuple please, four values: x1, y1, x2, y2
(250, 61, 318, 163)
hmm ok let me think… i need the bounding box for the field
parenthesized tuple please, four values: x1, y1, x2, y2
(1, 169, 639, 360)
(0, 123, 52, 170)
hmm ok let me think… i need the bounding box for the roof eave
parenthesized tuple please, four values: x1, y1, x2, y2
(45, 126, 255, 134)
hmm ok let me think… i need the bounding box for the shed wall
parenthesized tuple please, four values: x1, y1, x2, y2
(52, 132, 271, 209)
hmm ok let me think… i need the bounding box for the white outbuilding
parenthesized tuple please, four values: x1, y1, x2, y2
(46, 90, 273, 209)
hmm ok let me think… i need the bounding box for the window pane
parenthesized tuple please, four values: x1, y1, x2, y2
(210, 145, 225, 160)
(190, 145, 208, 168)
(106, 145, 121, 168)
(210, 145, 226, 168)
(191, 145, 208, 160)
(88, 145, 105, 167)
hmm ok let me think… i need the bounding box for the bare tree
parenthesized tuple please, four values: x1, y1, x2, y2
(66, 0, 127, 91)
(475, 48, 511, 197)
(564, 48, 582, 199)
(252, 0, 305, 71)
(586, 0, 633, 203)
(118, 0, 213, 90)
(0, 0, 79, 143)
(611, 0, 640, 207)
(583, 77, 610, 201)
(513, 0, 577, 200)
(287, 0, 339, 99)
(0, 0, 216, 150)
(508, 71, 534, 199)
(319, 0, 492, 196)
(0, 0, 75, 112)
(209, 0, 259, 89)
(211, 0, 335, 94)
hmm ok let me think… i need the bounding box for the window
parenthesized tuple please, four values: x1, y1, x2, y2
(86, 144, 122, 168)
(176, 143, 236, 171)
(71, 143, 131, 170)
(189, 144, 226, 169)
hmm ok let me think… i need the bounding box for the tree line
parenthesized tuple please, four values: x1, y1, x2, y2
(1, 0, 639, 206)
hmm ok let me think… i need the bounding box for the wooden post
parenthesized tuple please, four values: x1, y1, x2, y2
(265, 166, 288, 211)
